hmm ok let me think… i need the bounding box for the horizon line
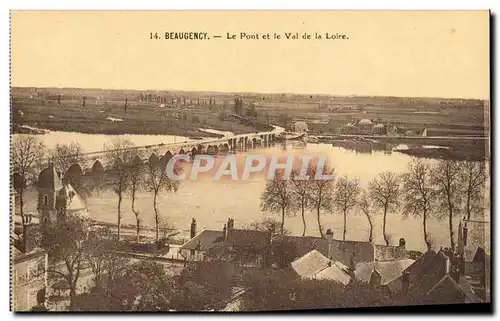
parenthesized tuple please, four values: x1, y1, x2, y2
(10, 86, 489, 102)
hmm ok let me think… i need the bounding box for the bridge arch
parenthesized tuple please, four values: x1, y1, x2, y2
(66, 163, 84, 185)
(131, 154, 143, 166)
(148, 153, 160, 167)
(91, 160, 104, 174)
(179, 148, 186, 155)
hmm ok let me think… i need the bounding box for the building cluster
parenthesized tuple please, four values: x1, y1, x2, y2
(12, 164, 93, 311)
(340, 119, 399, 136)
(340, 119, 430, 137)
(180, 216, 490, 305)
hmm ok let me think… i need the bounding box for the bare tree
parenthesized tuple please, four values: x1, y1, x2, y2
(369, 171, 400, 246)
(11, 135, 45, 250)
(290, 167, 314, 236)
(43, 215, 89, 310)
(401, 159, 434, 249)
(459, 161, 486, 221)
(128, 157, 144, 243)
(431, 160, 462, 249)
(105, 138, 135, 241)
(145, 158, 180, 243)
(333, 176, 360, 241)
(358, 190, 374, 242)
(307, 165, 335, 238)
(261, 171, 296, 235)
(50, 141, 85, 174)
(49, 141, 93, 198)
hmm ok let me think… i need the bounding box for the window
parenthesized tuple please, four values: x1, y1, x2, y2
(43, 195, 48, 206)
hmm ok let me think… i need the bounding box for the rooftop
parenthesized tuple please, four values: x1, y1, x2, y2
(180, 229, 223, 251)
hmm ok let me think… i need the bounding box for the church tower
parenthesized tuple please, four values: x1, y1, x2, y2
(37, 163, 90, 233)
(37, 163, 65, 229)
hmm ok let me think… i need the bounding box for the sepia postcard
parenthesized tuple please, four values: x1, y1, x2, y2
(9, 10, 491, 312)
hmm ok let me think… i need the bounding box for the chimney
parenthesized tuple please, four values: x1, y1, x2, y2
(190, 218, 197, 238)
(399, 238, 406, 248)
(223, 224, 227, 241)
(463, 224, 468, 246)
(349, 252, 356, 279)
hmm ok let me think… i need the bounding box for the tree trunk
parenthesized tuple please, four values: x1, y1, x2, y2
(466, 189, 472, 221)
(383, 205, 389, 246)
(317, 205, 324, 238)
(301, 199, 306, 237)
(280, 207, 285, 235)
(448, 204, 455, 249)
(19, 187, 27, 251)
(343, 208, 347, 241)
(117, 194, 122, 241)
(69, 287, 76, 310)
(423, 210, 429, 249)
(365, 212, 373, 242)
(154, 192, 159, 242)
(136, 217, 140, 244)
(132, 194, 140, 244)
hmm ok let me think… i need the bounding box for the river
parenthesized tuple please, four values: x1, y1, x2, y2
(13, 127, 489, 253)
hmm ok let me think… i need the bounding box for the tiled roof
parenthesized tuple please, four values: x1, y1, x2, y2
(291, 250, 352, 285)
(355, 259, 415, 285)
(425, 275, 466, 304)
(315, 263, 351, 285)
(277, 235, 329, 258)
(180, 229, 223, 251)
(276, 235, 405, 267)
(226, 229, 269, 251)
(37, 164, 63, 191)
(62, 184, 88, 213)
(406, 251, 450, 299)
(291, 249, 331, 278)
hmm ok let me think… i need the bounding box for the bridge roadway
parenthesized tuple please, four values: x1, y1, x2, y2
(61, 130, 280, 174)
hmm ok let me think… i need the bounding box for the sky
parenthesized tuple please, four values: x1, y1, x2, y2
(10, 10, 490, 99)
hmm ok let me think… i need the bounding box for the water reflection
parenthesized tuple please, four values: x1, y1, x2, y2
(14, 130, 489, 253)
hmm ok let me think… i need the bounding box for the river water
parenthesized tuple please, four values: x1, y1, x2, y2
(14, 128, 489, 252)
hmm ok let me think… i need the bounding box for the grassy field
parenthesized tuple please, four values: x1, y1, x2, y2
(11, 87, 488, 138)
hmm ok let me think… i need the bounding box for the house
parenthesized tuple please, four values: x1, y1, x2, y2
(179, 219, 224, 261)
(180, 218, 269, 266)
(291, 121, 309, 133)
(12, 193, 49, 311)
(274, 234, 408, 268)
(291, 250, 351, 285)
(373, 123, 385, 135)
(358, 119, 374, 134)
(401, 249, 482, 304)
(456, 219, 490, 302)
(354, 258, 415, 294)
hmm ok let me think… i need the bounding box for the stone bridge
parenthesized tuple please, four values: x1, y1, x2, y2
(61, 131, 279, 178)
